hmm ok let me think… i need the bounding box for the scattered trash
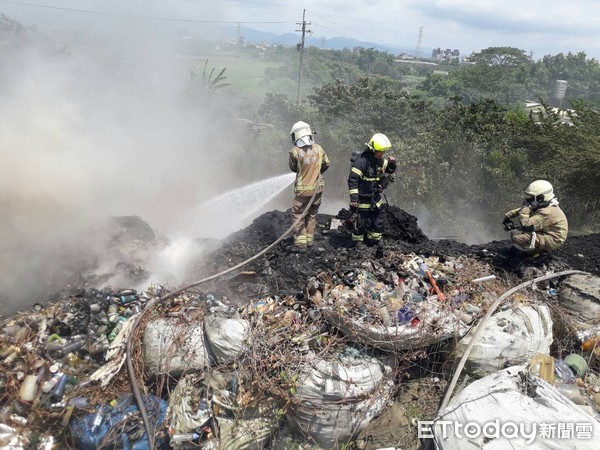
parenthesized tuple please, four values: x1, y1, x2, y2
(453, 304, 553, 377)
(565, 353, 589, 378)
(1, 209, 599, 449)
(285, 351, 395, 448)
(558, 273, 600, 322)
(471, 274, 496, 283)
(143, 317, 210, 376)
(434, 365, 600, 448)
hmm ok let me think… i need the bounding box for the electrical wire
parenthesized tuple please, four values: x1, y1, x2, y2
(183, 0, 301, 12)
(126, 175, 322, 449)
(308, 10, 397, 54)
(0, 0, 292, 24)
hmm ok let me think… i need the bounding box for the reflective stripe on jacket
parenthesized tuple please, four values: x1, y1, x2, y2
(505, 200, 568, 250)
(348, 150, 396, 209)
(289, 143, 330, 194)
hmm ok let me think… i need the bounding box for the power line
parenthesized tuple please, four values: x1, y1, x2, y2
(183, 0, 301, 12)
(307, 9, 398, 54)
(307, 10, 375, 45)
(312, 22, 393, 54)
(0, 0, 292, 24)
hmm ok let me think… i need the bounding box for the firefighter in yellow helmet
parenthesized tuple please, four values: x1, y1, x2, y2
(502, 180, 568, 255)
(287, 121, 330, 253)
(347, 133, 397, 247)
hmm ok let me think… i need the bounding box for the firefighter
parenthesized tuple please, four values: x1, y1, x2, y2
(288, 121, 330, 253)
(502, 180, 568, 255)
(348, 133, 397, 247)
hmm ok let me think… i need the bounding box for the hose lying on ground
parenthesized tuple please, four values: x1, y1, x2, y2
(126, 176, 322, 449)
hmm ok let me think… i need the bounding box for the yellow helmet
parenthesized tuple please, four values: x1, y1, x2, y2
(367, 133, 392, 152)
(525, 180, 555, 202)
(290, 121, 314, 144)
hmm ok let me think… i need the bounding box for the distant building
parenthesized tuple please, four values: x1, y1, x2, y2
(431, 47, 460, 61)
(524, 101, 575, 126)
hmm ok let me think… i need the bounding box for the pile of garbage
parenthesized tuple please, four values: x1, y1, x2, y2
(2, 206, 600, 449)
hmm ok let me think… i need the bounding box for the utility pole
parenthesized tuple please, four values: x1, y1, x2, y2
(296, 9, 311, 102)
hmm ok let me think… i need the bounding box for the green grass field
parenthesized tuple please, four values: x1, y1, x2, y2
(184, 51, 280, 91)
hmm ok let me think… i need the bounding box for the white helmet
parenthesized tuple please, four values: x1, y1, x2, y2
(525, 180, 555, 202)
(290, 121, 314, 144)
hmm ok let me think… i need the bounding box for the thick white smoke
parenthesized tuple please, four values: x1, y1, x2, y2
(0, 14, 277, 315)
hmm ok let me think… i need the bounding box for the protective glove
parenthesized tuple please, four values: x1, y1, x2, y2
(349, 201, 359, 212)
(503, 222, 515, 231)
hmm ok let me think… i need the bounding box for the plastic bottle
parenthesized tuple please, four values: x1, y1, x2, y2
(528, 354, 555, 384)
(170, 432, 200, 444)
(108, 318, 127, 342)
(113, 294, 137, 305)
(3, 348, 20, 365)
(198, 399, 211, 423)
(57, 340, 85, 357)
(41, 373, 63, 393)
(50, 374, 69, 401)
(61, 404, 75, 427)
(582, 336, 600, 352)
(555, 382, 587, 405)
(377, 307, 392, 327)
(89, 410, 105, 433)
(89, 335, 110, 354)
(18, 375, 38, 402)
(0, 346, 16, 358)
(554, 359, 576, 383)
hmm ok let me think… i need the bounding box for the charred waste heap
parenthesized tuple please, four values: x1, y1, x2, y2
(1, 205, 600, 449)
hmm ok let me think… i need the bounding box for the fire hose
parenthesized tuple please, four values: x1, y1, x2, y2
(438, 269, 589, 416)
(126, 175, 322, 449)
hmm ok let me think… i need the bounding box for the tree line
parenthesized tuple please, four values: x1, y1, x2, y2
(2, 14, 598, 241)
(252, 45, 600, 241)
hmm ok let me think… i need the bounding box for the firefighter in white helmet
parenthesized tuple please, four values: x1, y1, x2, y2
(502, 180, 568, 255)
(347, 133, 397, 247)
(287, 121, 330, 253)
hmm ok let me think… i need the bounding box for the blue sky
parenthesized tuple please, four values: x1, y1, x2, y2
(1, 0, 600, 59)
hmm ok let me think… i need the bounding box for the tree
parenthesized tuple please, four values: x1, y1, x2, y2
(470, 47, 531, 66)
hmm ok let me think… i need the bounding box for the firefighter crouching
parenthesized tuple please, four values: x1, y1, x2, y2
(348, 133, 397, 247)
(288, 121, 330, 253)
(502, 179, 568, 256)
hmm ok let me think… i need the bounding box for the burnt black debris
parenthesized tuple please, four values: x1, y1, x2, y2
(188, 206, 600, 304)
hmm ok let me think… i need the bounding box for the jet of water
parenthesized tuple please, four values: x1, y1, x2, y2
(184, 172, 296, 239)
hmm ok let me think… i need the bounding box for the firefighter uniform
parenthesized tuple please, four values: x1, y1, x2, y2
(348, 149, 396, 245)
(289, 137, 330, 250)
(504, 199, 568, 252)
